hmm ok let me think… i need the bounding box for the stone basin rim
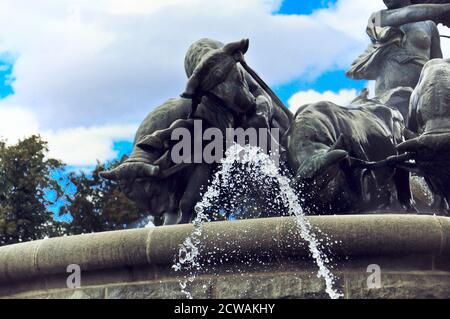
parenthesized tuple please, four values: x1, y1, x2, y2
(0, 214, 449, 284)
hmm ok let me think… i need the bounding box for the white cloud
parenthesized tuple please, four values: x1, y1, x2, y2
(314, 0, 384, 42)
(288, 89, 358, 113)
(0, 0, 374, 130)
(0, 105, 40, 142)
(0, 103, 136, 166)
(103, 0, 191, 15)
(42, 124, 137, 167)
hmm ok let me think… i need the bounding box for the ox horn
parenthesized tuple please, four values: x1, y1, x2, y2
(323, 149, 349, 167)
(137, 134, 164, 151)
(99, 167, 120, 181)
(100, 162, 160, 181)
(297, 149, 348, 180)
(396, 138, 421, 154)
(223, 39, 250, 55)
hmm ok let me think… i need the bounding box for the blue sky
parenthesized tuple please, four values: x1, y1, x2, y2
(274, 69, 367, 106)
(0, 55, 13, 99)
(277, 0, 337, 15)
(274, 0, 368, 107)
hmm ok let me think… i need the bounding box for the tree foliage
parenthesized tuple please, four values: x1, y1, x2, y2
(0, 136, 145, 247)
(0, 136, 66, 245)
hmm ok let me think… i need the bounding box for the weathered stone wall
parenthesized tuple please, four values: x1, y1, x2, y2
(1, 215, 450, 299)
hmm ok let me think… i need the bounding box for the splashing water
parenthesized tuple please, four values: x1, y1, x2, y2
(173, 144, 343, 299)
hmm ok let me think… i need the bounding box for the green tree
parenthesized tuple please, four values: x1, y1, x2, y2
(0, 136, 67, 246)
(63, 157, 146, 235)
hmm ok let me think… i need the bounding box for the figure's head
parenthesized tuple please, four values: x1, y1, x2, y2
(383, 0, 411, 9)
(182, 38, 256, 114)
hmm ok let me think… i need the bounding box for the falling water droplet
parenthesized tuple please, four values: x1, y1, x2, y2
(172, 144, 342, 299)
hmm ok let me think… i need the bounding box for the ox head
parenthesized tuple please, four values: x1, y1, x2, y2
(396, 133, 450, 201)
(181, 39, 256, 115)
(295, 150, 349, 187)
(397, 133, 450, 163)
(294, 135, 360, 211)
(295, 135, 348, 181)
(99, 160, 171, 216)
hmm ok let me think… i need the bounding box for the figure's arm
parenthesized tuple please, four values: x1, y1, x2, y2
(429, 21, 443, 59)
(375, 4, 450, 27)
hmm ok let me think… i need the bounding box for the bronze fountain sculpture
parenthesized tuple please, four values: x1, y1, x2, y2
(4, 0, 450, 301)
(101, 0, 450, 224)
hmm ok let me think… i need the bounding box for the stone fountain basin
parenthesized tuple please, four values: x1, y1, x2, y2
(1, 214, 450, 299)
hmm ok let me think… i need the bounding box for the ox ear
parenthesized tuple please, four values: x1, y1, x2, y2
(223, 39, 250, 56)
(329, 134, 346, 151)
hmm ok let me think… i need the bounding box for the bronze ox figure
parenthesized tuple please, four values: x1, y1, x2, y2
(287, 96, 416, 215)
(100, 38, 292, 225)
